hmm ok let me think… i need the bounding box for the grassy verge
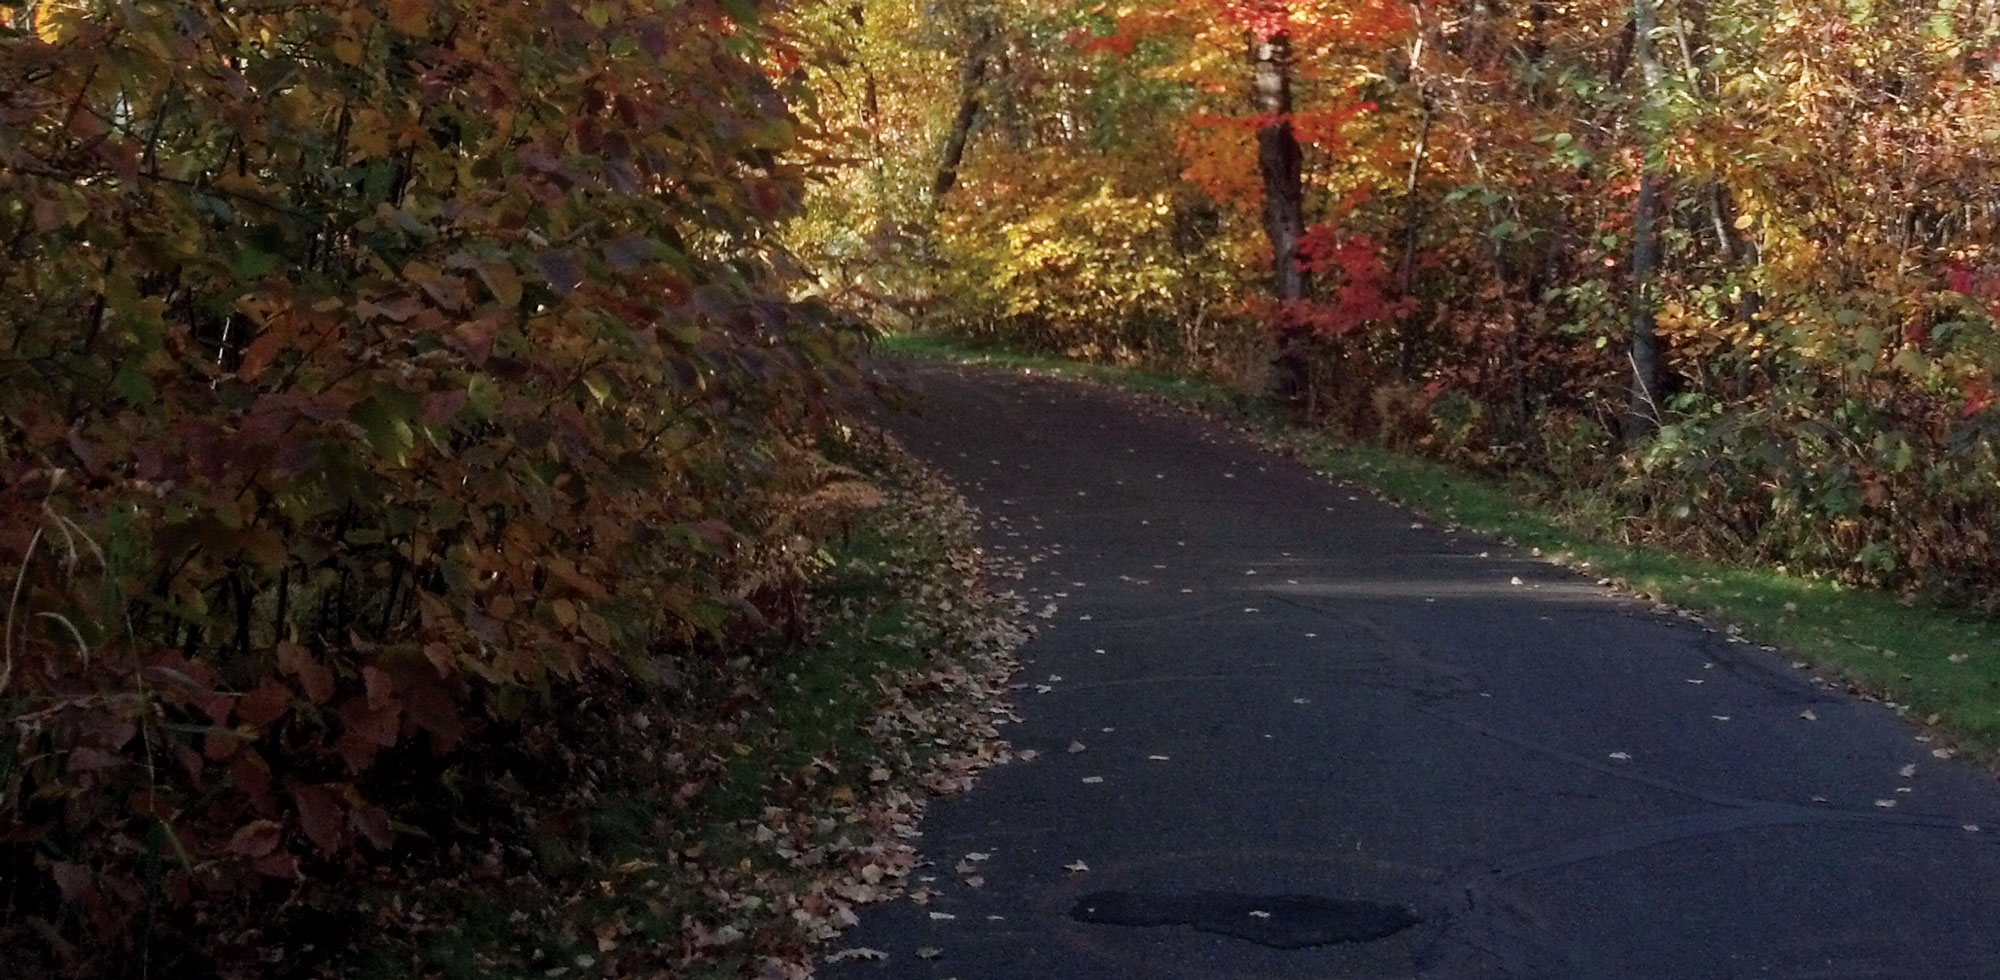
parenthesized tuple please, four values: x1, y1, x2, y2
(884, 332, 2000, 764)
(327, 429, 1024, 980)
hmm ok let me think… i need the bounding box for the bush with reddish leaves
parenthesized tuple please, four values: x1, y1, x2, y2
(0, 2, 861, 974)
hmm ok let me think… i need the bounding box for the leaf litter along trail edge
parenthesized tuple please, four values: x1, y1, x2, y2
(687, 428, 1033, 979)
(317, 428, 1032, 980)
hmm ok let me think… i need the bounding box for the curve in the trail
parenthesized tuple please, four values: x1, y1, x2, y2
(821, 363, 2000, 980)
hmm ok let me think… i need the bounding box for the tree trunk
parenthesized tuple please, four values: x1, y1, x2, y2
(1629, 171, 1663, 436)
(1252, 32, 1314, 404)
(1627, 0, 1666, 440)
(1394, 9, 1433, 380)
(931, 31, 993, 204)
(1395, 102, 1430, 380)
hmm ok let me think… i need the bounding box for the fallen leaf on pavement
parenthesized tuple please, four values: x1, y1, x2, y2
(826, 948, 889, 963)
(1800, 709, 1818, 721)
(1068, 741, 1087, 753)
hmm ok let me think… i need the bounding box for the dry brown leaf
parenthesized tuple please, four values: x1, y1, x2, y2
(826, 947, 889, 963)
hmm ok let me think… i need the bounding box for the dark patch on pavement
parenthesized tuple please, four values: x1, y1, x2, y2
(1072, 890, 1421, 949)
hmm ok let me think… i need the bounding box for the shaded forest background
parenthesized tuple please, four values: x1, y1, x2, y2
(7, 0, 2000, 974)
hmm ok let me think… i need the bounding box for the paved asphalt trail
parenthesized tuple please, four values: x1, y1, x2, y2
(825, 363, 2000, 980)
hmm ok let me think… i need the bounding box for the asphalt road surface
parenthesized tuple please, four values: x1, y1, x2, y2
(824, 362, 2000, 980)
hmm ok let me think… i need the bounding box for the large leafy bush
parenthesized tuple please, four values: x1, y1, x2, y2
(0, 1, 859, 971)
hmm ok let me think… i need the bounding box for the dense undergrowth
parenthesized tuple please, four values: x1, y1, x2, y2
(5, 419, 1025, 978)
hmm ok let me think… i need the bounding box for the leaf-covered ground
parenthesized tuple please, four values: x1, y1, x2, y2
(311, 429, 1027, 979)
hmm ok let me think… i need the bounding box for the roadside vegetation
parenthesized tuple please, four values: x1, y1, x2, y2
(2, 4, 1032, 975)
(327, 431, 1025, 980)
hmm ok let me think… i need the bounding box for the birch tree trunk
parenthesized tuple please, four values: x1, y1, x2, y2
(1627, 0, 1666, 440)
